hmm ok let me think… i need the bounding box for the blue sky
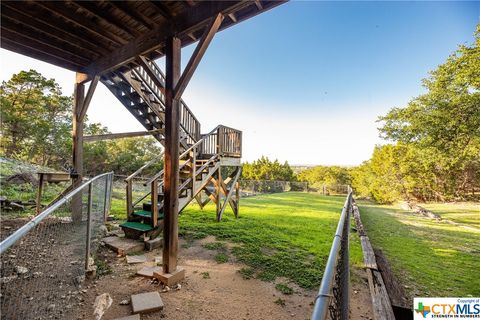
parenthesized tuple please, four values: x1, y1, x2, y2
(1, 1, 479, 165)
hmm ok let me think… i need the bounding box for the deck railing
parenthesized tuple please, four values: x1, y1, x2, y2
(133, 59, 201, 144)
(200, 125, 242, 158)
(312, 191, 353, 320)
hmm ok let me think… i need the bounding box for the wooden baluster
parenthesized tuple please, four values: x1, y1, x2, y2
(151, 178, 158, 228)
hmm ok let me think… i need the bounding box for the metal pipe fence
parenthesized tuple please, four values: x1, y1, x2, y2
(312, 192, 353, 320)
(0, 172, 113, 320)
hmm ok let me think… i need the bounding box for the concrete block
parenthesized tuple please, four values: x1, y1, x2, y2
(126, 255, 147, 264)
(136, 266, 162, 278)
(113, 315, 140, 320)
(145, 237, 163, 251)
(103, 236, 144, 256)
(131, 291, 164, 314)
(153, 267, 185, 286)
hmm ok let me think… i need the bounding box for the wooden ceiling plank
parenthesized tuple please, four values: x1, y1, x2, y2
(1, 38, 84, 72)
(86, 1, 252, 75)
(1, 28, 91, 66)
(1, 6, 100, 59)
(149, 1, 174, 21)
(1, 2, 111, 57)
(174, 13, 224, 100)
(254, 1, 263, 10)
(2, 18, 94, 62)
(110, 1, 155, 30)
(35, 1, 127, 46)
(72, 1, 139, 38)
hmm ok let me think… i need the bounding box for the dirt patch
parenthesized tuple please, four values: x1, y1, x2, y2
(77, 236, 373, 320)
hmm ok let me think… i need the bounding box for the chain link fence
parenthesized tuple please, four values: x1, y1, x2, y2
(0, 172, 113, 320)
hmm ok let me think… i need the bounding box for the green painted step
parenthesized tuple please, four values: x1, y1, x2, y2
(120, 221, 154, 232)
(132, 210, 164, 220)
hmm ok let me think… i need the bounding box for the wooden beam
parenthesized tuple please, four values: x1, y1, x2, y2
(0, 38, 83, 72)
(1, 27, 91, 66)
(254, 1, 263, 10)
(218, 167, 242, 221)
(85, 1, 250, 75)
(78, 75, 100, 120)
(84, 129, 164, 142)
(174, 13, 223, 100)
(228, 13, 237, 23)
(76, 73, 90, 85)
(2, 2, 111, 56)
(110, 1, 155, 30)
(72, 1, 139, 37)
(149, 1, 174, 21)
(1, 4, 104, 58)
(163, 36, 181, 274)
(35, 1, 127, 46)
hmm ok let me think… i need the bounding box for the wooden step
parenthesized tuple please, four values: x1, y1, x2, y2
(133, 210, 164, 220)
(120, 221, 154, 232)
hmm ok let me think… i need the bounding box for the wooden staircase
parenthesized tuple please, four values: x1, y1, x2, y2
(101, 58, 242, 239)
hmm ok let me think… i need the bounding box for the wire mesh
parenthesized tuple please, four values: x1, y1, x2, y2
(328, 201, 351, 320)
(0, 173, 113, 320)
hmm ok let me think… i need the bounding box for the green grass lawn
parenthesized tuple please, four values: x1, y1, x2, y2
(421, 202, 480, 228)
(357, 201, 480, 298)
(179, 192, 362, 289)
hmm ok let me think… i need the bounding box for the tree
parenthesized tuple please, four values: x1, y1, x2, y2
(1, 69, 164, 177)
(242, 156, 295, 181)
(297, 165, 351, 189)
(0, 70, 72, 167)
(360, 24, 480, 202)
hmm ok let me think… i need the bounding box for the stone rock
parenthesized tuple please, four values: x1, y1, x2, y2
(99, 225, 109, 237)
(119, 299, 130, 305)
(15, 266, 28, 274)
(1, 275, 18, 284)
(93, 293, 113, 320)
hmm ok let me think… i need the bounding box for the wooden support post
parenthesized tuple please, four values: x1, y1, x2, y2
(72, 78, 85, 223)
(36, 173, 45, 214)
(162, 36, 181, 275)
(72, 73, 98, 222)
(235, 179, 240, 218)
(126, 179, 133, 218)
(216, 168, 222, 221)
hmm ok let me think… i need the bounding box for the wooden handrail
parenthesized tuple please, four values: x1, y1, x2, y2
(125, 151, 164, 182)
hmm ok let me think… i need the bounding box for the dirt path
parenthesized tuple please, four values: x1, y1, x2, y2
(79, 236, 373, 320)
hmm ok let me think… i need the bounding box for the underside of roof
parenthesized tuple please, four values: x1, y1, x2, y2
(1, 1, 285, 75)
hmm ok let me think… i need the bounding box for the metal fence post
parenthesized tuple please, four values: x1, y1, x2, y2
(85, 183, 92, 270)
(103, 175, 109, 221)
